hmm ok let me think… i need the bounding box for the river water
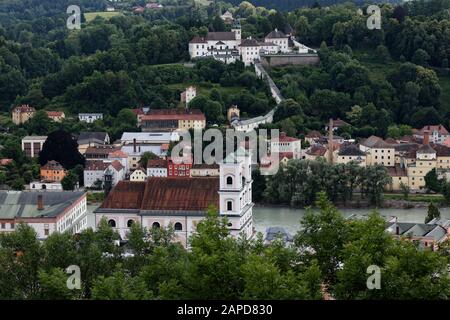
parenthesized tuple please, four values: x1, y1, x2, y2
(88, 205, 450, 237)
(252, 206, 450, 235)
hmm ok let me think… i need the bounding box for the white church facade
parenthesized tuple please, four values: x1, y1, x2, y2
(94, 148, 254, 247)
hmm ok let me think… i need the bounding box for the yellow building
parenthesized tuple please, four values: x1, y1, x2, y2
(141, 109, 206, 131)
(406, 144, 436, 190)
(387, 166, 409, 191)
(12, 105, 36, 125)
(336, 144, 366, 166)
(360, 136, 395, 167)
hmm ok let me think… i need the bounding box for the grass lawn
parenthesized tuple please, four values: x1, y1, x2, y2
(167, 83, 245, 96)
(194, 0, 212, 6)
(84, 11, 123, 22)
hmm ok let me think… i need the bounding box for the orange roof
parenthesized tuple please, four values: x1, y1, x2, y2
(109, 149, 128, 158)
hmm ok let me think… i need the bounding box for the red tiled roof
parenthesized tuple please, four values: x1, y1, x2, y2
(13, 105, 35, 113)
(101, 181, 147, 210)
(41, 160, 65, 171)
(109, 160, 124, 171)
(101, 177, 219, 211)
(278, 132, 299, 142)
(0, 159, 12, 166)
(46, 111, 64, 117)
(85, 145, 119, 155)
(419, 125, 449, 135)
(306, 145, 327, 156)
(190, 36, 207, 44)
(109, 150, 128, 158)
(147, 158, 167, 168)
(141, 109, 205, 121)
(85, 160, 109, 171)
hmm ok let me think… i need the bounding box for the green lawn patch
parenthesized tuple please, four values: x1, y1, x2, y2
(84, 11, 123, 22)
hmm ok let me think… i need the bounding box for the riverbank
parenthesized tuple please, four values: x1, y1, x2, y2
(255, 193, 448, 210)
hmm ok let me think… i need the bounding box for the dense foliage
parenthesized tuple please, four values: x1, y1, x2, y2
(0, 195, 448, 300)
(262, 159, 391, 206)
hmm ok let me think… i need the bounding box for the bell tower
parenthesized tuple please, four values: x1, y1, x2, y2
(218, 147, 254, 239)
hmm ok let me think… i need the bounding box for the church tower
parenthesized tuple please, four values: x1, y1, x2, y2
(231, 20, 241, 42)
(218, 147, 254, 239)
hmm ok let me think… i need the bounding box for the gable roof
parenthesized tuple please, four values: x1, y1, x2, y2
(147, 159, 167, 168)
(265, 29, 288, 39)
(419, 125, 449, 135)
(99, 177, 220, 212)
(205, 32, 236, 41)
(77, 132, 108, 142)
(85, 160, 109, 171)
(338, 144, 365, 156)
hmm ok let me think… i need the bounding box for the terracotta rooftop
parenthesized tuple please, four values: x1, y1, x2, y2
(147, 158, 167, 168)
(277, 132, 300, 142)
(85, 145, 119, 155)
(13, 105, 35, 113)
(109, 160, 124, 171)
(100, 177, 219, 212)
(306, 130, 322, 138)
(46, 111, 64, 117)
(41, 160, 65, 171)
(306, 145, 327, 156)
(419, 125, 449, 135)
(109, 150, 128, 158)
(85, 160, 109, 171)
(141, 109, 205, 121)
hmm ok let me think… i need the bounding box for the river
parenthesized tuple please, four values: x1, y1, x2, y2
(88, 205, 450, 236)
(252, 206, 450, 235)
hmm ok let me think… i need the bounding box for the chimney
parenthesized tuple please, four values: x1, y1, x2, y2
(37, 194, 44, 211)
(133, 138, 137, 153)
(423, 130, 430, 145)
(328, 118, 334, 164)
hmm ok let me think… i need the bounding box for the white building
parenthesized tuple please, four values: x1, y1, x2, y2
(270, 132, 302, 159)
(264, 29, 290, 52)
(189, 25, 311, 66)
(130, 168, 147, 181)
(22, 136, 47, 158)
(181, 86, 197, 107)
(78, 113, 103, 123)
(0, 191, 87, 239)
(147, 159, 168, 177)
(84, 161, 109, 188)
(29, 181, 63, 191)
(94, 148, 254, 246)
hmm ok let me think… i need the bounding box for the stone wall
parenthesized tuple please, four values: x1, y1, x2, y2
(260, 54, 320, 67)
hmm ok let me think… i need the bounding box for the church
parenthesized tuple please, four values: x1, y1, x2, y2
(94, 148, 254, 247)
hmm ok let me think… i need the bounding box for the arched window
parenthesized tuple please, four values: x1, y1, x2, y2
(108, 219, 116, 228)
(227, 200, 233, 211)
(127, 219, 134, 228)
(174, 222, 183, 231)
(226, 176, 233, 185)
(152, 222, 160, 229)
